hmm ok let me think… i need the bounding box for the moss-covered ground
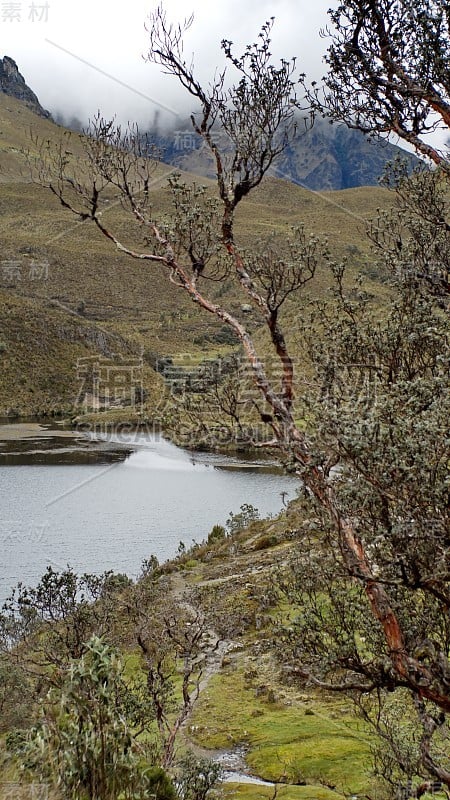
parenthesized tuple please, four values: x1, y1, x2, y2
(190, 667, 371, 793)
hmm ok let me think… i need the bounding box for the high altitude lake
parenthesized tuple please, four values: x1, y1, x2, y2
(0, 423, 298, 603)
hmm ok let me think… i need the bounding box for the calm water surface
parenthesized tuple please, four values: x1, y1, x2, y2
(0, 425, 297, 602)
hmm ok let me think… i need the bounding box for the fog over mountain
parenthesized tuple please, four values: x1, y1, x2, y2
(3, 0, 446, 186)
(148, 114, 419, 191)
(0, 50, 419, 192)
(1, 0, 332, 128)
(3, 0, 446, 156)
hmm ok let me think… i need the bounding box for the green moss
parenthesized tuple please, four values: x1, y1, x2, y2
(190, 666, 372, 794)
(223, 784, 343, 800)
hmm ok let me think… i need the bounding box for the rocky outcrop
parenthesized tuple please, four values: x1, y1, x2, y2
(0, 55, 51, 118)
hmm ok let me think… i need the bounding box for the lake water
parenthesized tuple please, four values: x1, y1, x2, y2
(0, 424, 298, 603)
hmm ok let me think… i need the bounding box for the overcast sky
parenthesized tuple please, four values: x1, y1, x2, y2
(2, 0, 334, 127)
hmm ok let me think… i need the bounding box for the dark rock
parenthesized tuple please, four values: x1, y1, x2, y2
(275, 117, 419, 190)
(0, 55, 52, 118)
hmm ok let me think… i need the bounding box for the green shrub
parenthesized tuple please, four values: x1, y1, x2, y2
(10, 636, 176, 800)
(208, 524, 226, 544)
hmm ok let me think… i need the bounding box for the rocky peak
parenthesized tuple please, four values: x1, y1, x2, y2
(0, 55, 51, 118)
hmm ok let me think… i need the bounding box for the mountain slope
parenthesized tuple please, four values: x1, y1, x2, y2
(0, 54, 418, 191)
(154, 115, 418, 191)
(0, 91, 393, 418)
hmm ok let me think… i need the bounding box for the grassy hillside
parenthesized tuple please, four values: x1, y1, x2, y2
(0, 92, 392, 418)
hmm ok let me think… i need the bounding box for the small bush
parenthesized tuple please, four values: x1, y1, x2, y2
(208, 524, 226, 544)
(226, 503, 260, 534)
(253, 534, 279, 551)
(184, 559, 199, 570)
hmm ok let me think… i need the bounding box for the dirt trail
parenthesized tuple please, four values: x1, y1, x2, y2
(169, 571, 236, 694)
(169, 571, 276, 787)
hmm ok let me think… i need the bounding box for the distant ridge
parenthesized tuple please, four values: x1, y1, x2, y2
(0, 55, 51, 119)
(152, 115, 419, 191)
(0, 54, 418, 190)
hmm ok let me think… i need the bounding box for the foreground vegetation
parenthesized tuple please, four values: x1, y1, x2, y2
(0, 502, 447, 800)
(0, 507, 382, 799)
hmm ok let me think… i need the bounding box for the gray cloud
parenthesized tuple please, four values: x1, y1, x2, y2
(2, 0, 333, 127)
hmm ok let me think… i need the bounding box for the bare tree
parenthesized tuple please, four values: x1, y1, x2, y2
(137, 606, 215, 768)
(126, 577, 217, 769)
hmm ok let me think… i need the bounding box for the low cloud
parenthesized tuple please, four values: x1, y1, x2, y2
(2, 0, 333, 127)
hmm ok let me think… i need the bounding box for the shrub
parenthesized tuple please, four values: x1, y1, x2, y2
(208, 524, 226, 544)
(226, 503, 260, 534)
